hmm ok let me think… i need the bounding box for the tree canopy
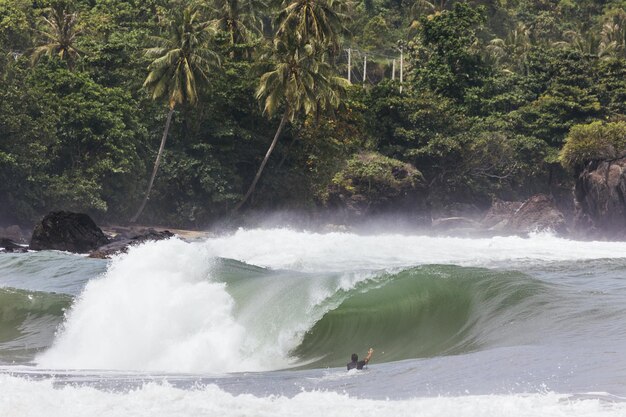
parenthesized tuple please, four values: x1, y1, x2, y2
(1, 0, 625, 227)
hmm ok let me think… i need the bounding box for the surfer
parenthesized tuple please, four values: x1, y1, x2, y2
(347, 348, 374, 370)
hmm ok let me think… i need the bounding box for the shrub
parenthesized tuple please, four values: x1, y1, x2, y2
(326, 152, 426, 214)
(560, 121, 626, 172)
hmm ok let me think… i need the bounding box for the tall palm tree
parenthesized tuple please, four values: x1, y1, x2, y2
(234, 39, 349, 210)
(209, 0, 267, 56)
(31, 6, 84, 70)
(130, 6, 219, 223)
(275, 0, 348, 54)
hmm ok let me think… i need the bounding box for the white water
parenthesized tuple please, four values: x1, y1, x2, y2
(35, 230, 626, 374)
(202, 229, 626, 271)
(1, 375, 625, 417)
(37, 239, 284, 372)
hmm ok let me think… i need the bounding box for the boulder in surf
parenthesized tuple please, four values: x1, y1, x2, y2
(89, 228, 174, 259)
(0, 238, 28, 253)
(29, 211, 110, 253)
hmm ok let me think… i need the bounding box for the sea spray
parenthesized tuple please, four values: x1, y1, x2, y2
(201, 229, 626, 271)
(36, 239, 274, 372)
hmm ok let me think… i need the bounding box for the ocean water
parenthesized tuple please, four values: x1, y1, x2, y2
(1, 229, 626, 416)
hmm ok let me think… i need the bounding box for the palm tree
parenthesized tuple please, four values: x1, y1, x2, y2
(486, 22, 531, 73)
(31, 6, 84, 70)
(130, 6, 219, 223)
(553, 29, 607, 59)
(209, 0, 267, 57)
(234, 39, 349, 210)
(275, 0, 348, 54)
(600, 10, 626, 59)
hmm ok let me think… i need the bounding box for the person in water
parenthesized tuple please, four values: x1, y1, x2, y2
(347, 348, 374, 370)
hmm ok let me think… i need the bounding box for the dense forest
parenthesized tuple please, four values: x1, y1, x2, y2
(0, 0, 625, 228)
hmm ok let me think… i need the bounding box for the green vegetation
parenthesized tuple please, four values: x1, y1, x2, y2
(1, 0, 625, 227)
(560, 121, 626, 172)
(326, 151, 425, 214)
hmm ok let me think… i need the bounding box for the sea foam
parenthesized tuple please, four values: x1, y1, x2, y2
(1, 375, 625, 417)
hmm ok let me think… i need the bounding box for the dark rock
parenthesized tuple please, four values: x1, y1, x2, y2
(0, 238, 28, 253)
(0, 225, 25, 243)
(29, 211, 109, 253)
(574, 158, 626, 238)
(481, 199, 523, 229)
(89, 228, 174, 259)
(507, 194, 567, 234)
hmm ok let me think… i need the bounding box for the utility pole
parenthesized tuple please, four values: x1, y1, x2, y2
(392, 59, 396, 81)
(399, 47, 404, 94)
(347, 48, 352, 84)
(363, 55, 367, 86)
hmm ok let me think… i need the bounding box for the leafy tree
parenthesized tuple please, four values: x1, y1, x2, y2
(596, 57, 626, 116)
(131, 5, 220, 222)
(0, 60, 146, 223)
(0, 0, 32, 51)
(510, 49, 603, 148)
(414, 2, 488, 101)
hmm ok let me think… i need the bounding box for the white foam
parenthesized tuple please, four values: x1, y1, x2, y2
(37, 239, 288, 373)
(202, 229, 626, 272)
(1, 375, 624, 417)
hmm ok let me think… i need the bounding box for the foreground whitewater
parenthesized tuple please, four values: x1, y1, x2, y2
(1, 229, 626, 415)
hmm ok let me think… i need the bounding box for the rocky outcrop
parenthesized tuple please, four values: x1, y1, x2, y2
(574, 158, 626, 238)
(29, 211, 109, 253)
(0, 238, 28, 253)
(89, 229, 174, 259)
(429, 195, 565, 236)
(506, 194, 567, 234)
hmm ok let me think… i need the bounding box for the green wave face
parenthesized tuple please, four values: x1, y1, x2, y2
(292, 266, 551, 369)
(0, 288, 71, 362)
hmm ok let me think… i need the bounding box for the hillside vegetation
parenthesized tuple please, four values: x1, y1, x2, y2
(1, 0, 625, 226)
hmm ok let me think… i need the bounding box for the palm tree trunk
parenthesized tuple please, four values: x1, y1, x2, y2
(130, 107, 175, 223)
(233, 108, 289, 212)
